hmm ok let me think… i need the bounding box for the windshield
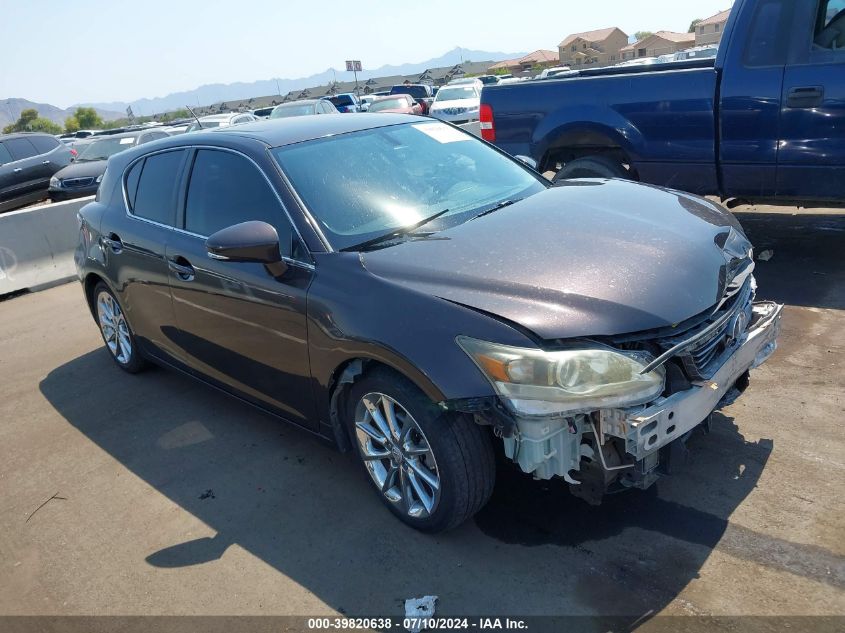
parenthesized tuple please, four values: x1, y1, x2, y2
(368, 98, 410, 112)
(271, 103, 314, 118)
(272, 121, 545, 251)
(435, 86, 478, 102)
(77, 136, 137, 161)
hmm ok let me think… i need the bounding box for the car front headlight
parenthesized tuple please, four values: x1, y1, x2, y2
(50, 176, 61, 188)
(457, 336, 665, 417)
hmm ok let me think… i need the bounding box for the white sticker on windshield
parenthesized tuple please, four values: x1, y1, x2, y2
(412, 123, 470, 144)
(119, 137, 134, 144)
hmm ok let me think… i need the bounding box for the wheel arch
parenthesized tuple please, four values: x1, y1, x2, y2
(534, 117, 642, 176)
(326, 356, 447, 453)
(83, 272, 108, 320)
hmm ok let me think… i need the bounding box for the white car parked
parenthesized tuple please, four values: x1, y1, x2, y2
(185, 112, 257, 133)
(428, 83, 481, 124)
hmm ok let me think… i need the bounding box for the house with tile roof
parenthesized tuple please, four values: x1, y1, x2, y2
(488, 50, 561, 75)
(695, 8, 732, 46)
(558, 27, 629, 68)
(620, 30, 696, 60)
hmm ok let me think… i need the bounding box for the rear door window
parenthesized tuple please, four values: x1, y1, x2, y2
(29, 135, 61, 155)
(0, 143, 13, 164)
(131, 150, 186, 226)
(4, 137, 38, 161)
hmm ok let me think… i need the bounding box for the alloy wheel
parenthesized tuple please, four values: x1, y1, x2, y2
(354, 392, 441, 518)
(97, 290, 132, 365)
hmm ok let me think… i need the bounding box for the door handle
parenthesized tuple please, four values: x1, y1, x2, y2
(13, 168, 22, 173)
(101, 233, 123, 254)
(168, 257, 195, 281)
(786, 86, 824, 108)
(42, 160, 51, 165)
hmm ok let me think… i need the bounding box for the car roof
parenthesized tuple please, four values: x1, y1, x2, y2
(276, 99, 320, 106)
(198, 112, 241, 121)
(88, 130, 144, 140)
(202, 113, 430, 147)
(0, 131, 55, 141)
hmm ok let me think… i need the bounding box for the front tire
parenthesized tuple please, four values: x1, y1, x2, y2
(93, 282, 147, 373)
(347, 368, 495, 532)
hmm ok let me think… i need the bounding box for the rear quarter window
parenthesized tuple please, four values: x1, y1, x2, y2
(0, 143, 12, 164)
(129, 150, 186, 226)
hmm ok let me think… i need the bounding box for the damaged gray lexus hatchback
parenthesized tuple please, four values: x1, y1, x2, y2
(77, 115, 782, 532)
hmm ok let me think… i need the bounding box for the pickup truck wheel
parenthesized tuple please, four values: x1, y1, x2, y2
(553, 156, 630, 181)
(347, 368, 495, 532)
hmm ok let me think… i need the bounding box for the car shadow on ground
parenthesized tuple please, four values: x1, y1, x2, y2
(39, 346, 793, 622)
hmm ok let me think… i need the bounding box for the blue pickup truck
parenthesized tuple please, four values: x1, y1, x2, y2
(480, 0, 845, 204)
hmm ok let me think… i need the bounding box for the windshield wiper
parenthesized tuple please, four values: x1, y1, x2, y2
(470, 198, 524, 221)
(340, 208, 451, 252)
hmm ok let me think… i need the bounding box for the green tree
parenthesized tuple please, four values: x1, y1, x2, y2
(634, 31, 654, 41)
(64, 116, 80, 133)
(689, 18, 702, 33)
(2, 108, 62, 135)
(72, 107, 103, 129)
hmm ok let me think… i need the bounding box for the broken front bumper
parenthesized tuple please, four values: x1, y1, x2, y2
(601, 301, 783, 461)
(501, 301, 783, 483)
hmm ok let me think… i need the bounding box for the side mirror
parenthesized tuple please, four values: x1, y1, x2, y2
(206, 221, 287, 277)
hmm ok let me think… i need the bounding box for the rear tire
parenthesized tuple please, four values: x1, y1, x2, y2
(553, 155, 630, 181)
(93, 282, 147, 374)
(347, 367, 495, 532)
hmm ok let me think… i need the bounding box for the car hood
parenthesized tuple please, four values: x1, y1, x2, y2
(54, 160, 107, 180)
(360, 180, 748, 340)
(431, 99, 479, 110)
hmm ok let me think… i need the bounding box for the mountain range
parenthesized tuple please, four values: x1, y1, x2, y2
(73, 47, 522, 116)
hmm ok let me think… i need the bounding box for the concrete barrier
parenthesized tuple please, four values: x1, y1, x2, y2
(0, 197, 94, 297)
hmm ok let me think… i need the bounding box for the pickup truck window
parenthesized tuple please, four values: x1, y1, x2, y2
(744, 0, 790, 66)
(815, 0, 845, 48)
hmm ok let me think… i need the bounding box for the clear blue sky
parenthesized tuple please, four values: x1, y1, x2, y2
(0, 0, 731, 107)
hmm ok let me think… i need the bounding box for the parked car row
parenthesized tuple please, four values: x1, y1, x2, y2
(0, 117, 203, 212)
(0, 133, 73, 213)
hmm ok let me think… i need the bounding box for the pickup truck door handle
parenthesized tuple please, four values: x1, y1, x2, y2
(101, 233, 123, 253)
(168, 257, 195, 281)
(786, 86, 824, 108)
